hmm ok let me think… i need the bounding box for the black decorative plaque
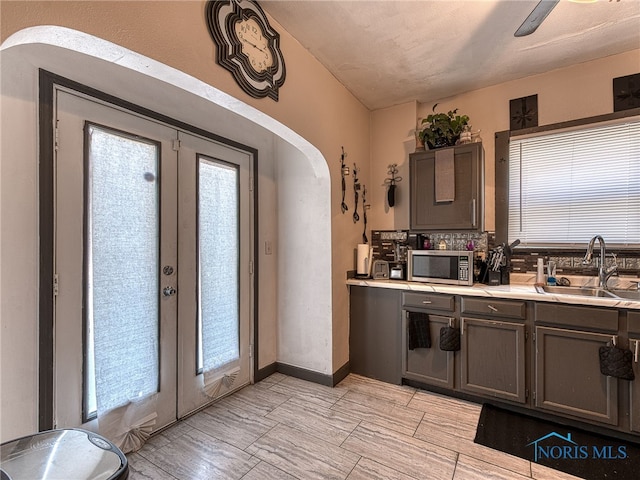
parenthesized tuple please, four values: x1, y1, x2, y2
(509, 94, 538, 131)
(613, 73, 640, 112)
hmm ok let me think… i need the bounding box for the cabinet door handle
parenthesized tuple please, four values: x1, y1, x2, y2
(470, 199, 476, 227)
(487, 304, 498, 312)
(460, 318, 464, 335)
(634, 340, 639, 363)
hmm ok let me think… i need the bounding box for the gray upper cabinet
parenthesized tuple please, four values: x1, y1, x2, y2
(410, 143, 484, 231)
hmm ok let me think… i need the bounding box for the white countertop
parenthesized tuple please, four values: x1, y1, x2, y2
(346, 274, 640, 310)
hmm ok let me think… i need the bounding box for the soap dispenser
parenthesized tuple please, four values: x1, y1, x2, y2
(547, 261, 557, 286)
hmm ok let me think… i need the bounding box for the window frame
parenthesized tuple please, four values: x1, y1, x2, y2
(495, 106, 640, 252)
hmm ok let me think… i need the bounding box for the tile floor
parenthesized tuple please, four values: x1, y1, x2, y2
(127, 373, 581, 480)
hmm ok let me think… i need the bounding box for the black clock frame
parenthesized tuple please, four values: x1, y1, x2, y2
(205, 0, 286, 101)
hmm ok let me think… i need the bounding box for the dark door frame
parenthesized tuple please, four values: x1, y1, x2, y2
(38, 69, 260, 430)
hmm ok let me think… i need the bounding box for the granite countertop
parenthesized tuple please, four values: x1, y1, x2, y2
(346, 273, 640, 310)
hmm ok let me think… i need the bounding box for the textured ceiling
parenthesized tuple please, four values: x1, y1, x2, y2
(261, 0, 640, 110)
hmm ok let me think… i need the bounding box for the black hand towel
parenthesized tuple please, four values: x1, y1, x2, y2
(408, 311, 431, 350)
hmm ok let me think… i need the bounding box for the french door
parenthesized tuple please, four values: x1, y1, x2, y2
(53, 89, 253, 450)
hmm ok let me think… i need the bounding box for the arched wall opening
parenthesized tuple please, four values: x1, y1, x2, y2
(0, 26, 333, 441)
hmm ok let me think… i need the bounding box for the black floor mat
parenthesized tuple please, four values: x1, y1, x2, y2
(473, 403, 640, 480)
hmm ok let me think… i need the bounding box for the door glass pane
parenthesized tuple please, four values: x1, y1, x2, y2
(85, 124, 160, 419)
(198, 157, 239, 373)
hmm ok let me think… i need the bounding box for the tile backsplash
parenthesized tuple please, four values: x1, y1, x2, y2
(370, 230, 488, 263)
(370, 230, 640, 277)
(509, 249, 640, 276)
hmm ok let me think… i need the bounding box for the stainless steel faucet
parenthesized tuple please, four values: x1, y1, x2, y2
(582, 235, 618, 289)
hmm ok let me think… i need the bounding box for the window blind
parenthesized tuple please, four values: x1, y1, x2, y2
(508, 117, 640, 247)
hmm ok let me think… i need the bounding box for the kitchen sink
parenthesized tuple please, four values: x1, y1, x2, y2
(608, 289, 640, 300)
(535, 285, 640, 300)
(535, 285, 616, 297)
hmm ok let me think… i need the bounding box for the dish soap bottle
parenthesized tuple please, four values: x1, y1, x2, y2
(547, 261, 557, 286)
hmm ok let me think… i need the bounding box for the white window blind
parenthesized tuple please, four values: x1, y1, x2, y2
(508, 117, 640, 247)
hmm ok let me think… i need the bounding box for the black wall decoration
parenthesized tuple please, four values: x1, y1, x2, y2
(613, 73, 640, 112)
(205, 0, 286, 101)
(384, 164, 402, 208)
(509, 94, 538, 131)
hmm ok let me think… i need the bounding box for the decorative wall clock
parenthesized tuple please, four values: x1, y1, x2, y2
(205, 0, 286, 101)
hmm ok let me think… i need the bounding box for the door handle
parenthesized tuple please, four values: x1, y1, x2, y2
(470, 199, 476, 227)
(163, 286, 177, 297)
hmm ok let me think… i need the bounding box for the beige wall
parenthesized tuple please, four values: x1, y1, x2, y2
(1, 0, 369, 441)
(369, 49, 640, 232)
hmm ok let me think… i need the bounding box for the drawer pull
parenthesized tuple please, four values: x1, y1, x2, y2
(422, 300, 432, 304)
(487, 304, 498, 312)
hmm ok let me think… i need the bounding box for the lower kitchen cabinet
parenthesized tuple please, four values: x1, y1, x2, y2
(348, 283, 640, 438)
(628, 311, 640, 433)
(631, 338, 640, 433)
(535, 326, 618, 426)
(349, 286, 402, 384)
(459, 317, 527, 403)
(402, 313, 455, 388)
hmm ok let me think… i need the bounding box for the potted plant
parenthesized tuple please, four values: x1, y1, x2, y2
(419, 104, 470, 149)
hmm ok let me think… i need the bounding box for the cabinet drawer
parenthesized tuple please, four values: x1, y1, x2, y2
(403, 292, 454, 311)
(535, 303, 618, 332)
(629, 311, 640, 336)
(461, 297, 525, 320)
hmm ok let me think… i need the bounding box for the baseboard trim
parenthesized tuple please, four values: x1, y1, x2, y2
(256, 361, 350, 387)
(255, 363, 278, 383)
(332, 361, 350, 386)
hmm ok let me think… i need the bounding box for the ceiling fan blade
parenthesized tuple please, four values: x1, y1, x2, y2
(514, 0, 559, 37)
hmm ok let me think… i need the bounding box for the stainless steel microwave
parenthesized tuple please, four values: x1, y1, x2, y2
(407, 250, 474, 285)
